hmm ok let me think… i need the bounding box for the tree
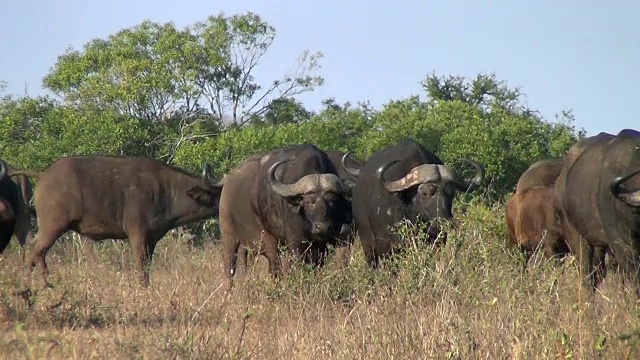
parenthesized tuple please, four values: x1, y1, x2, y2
(249, 97, 313, 126)
(42, 11, 324, 161)
(417, 72, 585, 196)
(0, 95, 149, 169)
(0, 95, 60, 157)
(422, 72, 527, 113)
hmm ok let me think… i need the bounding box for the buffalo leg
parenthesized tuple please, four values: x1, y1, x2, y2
(356, 218, 377, 268)
(563, 219, 596, 292)
(14, 212, 34, 248)
(25, 228, 64, 286)
(0, 221, 15, 254)
(130, 234, 157, 287)
(238, 246, 250, 273)
(227, 245, 252, 278)
(542, 233, 564, 266)
(576, 240, 596, 291)
(592, 246, 608, 286)
(261, 232, 281, 279)
(221, 211, 242, 278)
(224, 236, 241, 278)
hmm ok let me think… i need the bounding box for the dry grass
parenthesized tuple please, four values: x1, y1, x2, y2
(1, 202, 639, 359)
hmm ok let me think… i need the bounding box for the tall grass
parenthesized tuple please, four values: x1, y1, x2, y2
(1, 202, 639, 359)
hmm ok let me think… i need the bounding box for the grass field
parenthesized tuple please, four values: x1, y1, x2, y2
(1, 201, 639, 359)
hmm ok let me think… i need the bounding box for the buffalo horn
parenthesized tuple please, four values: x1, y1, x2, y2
(202, 163, 212, 179)
(269, 160, 345, 197)
(341, 152, 361, 177)
(376, 160, 452, 192)
(214, 174, 227, 187)
(450, 159, 485, 193)
(610, 170, 640, 206)
(376, 159, 484, 193)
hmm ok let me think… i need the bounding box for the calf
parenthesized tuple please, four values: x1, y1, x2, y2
(505, 186, 567, 262)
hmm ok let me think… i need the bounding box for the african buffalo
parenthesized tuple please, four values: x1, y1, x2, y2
(350, 138, 484, 268)
(10, 155, 224, 286)
(554, 129, 640, 291)
(220, 144, 354, 278)
(505, 158, 567, 262)
(505, 186, 568, 263)
(0, 159, 35, 255)
(515, 158, 564, 193)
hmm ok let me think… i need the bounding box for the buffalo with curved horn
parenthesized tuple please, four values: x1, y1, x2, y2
(220, 144, 356, 279)
(351, 138, 485, 268)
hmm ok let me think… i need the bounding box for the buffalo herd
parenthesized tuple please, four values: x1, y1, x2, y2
(1, 129, 640, 295)
(506, 129, 640, 292)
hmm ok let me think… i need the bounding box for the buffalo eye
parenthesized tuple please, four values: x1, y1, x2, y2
(324, 192, 338, 203)
(442, 182, 455, 196)
(421, 183, 437, 197)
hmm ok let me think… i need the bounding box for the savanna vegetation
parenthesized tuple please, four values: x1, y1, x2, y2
(1, 11, 638, 359)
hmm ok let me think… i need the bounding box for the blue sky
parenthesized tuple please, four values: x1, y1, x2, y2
(1, 0, 638, 136)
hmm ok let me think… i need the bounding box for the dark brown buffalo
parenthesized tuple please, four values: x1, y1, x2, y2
(350, 138, 484, 268)
(515, 158, 564, 193)
(505, 186, 568, 262)
(554, 129, 640, 291)
(220, 144, 354, 278)
(0, 159, 35, 254)
(10, 155, 224, 286)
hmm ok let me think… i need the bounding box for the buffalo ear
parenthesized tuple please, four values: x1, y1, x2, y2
(187, 186, 219, 207)
(341, 180, 355, 201)
(618, 191, 640, 207)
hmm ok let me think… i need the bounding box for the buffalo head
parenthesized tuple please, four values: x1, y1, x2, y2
(186, 163, 225, 209)
(376, 159, 484, 237)
(269, 159, 349, 236)
(610, 170, 640, 207)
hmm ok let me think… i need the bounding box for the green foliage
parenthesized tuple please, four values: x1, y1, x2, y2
(355, 96, 434, 156)
(0, 96, 150, 169)
(42, 12, 323, 127)
(249, 97, 314, 126)
(39, 11, 324, 164)
(0, 13, 583, 205)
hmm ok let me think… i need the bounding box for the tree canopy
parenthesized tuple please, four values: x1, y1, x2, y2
(0, 11, 585, 200)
